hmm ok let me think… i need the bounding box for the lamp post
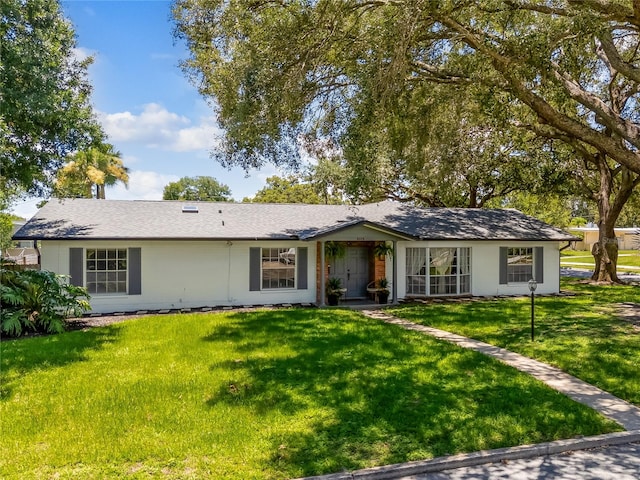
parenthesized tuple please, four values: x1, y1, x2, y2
(528, 278, 537, 341)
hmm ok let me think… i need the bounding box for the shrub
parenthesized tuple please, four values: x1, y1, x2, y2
(0, 268, 90, 337)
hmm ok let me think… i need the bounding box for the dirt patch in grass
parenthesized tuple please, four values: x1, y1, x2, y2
(615, 303, 640, 329)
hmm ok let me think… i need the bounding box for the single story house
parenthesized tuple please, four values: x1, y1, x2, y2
(568, 226, 639, 251)
(1, 221, 38, 266)
(13, 198, 576, 314)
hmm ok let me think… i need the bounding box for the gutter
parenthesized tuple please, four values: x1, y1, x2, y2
(560, 241, 574, 252)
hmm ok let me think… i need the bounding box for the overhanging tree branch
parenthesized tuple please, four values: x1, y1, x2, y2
(597, 30, 640, 84)
(550, 61, 640, 148)
(434, 15, 640, 174)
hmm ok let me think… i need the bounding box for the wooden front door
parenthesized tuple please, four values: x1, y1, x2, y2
(332, 247, 370, 298)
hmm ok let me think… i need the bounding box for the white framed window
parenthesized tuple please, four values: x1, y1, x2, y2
(261, 247, 296, 289)
(406, 248, 427, 295)
(507, 247, 533, 283)
(86, 248, 127, 294)
(406, 247, 471, 296)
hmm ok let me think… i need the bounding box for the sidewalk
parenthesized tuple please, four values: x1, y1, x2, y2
(300, 310, 640, 480)
(397, 441, 640, 479)
(561, 261, 640, 271)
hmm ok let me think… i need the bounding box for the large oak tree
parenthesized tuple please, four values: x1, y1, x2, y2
(173, 0, 640, 281)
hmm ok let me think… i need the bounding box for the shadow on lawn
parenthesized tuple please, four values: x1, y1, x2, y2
(391, 288, 640, 406)
(0, 325, 122, 400)
(201, 309, 616, 477)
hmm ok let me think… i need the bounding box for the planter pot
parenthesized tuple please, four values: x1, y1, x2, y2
(378, 292, 389, 304)
(327, 294, 340, 306)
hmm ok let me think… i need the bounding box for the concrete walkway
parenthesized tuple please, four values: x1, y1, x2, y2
(361, 310, 640, 431)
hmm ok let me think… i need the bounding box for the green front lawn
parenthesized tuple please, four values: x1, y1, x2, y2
(0, 308, 621, 479)
(390, 279, 640, 407)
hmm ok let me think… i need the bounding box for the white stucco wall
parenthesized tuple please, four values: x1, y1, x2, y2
(40, 238, 563, 313)
(40, 240, 317, 313)
(395, 240, 561, 298)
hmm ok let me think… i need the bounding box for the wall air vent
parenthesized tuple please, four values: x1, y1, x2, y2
(182, 205, 199, 213)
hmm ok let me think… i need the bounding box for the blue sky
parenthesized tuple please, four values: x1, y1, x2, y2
(12, 0, 282, 218)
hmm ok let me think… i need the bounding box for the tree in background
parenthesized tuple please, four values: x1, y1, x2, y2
(492, 193, 574, 229)
(173, 0, 640, 282)
(341, 84, 559, 207)
(0, 187, 21, 252)
(244, 176, 322, 204)
(618, 192, 640, 228)
(53, 144, 129, 199)
(1, 0, 103, 196)
(301, 141, 350, 204)
(162, 176, 232, 202)
(0, 213, 17, 252)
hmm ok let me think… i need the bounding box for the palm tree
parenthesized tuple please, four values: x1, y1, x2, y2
(54, 144, 129, 199)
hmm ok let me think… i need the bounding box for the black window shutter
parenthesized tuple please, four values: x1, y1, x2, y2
(249, 247, 261, 291)
(69, 248, 83, 286)
(297, 247, 308, 290)
(499, 247, 508, 285)
(128, 248, 142, 295)
(534, 247, 544, 283)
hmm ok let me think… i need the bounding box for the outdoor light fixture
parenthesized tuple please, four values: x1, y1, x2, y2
(528, 279, 537, 341)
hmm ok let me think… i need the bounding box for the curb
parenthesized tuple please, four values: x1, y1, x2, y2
(293, 430, 640, 480)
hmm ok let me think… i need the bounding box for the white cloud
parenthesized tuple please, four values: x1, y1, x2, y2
(108, 170, 180, 201)
(150, 53, 176, 60)
(99, 103, 221, 152)
(72, 46, 95, 63)
(172, 121, 221, 152)
(100, 103, 188, 142)
(120, 153, 140, 166)
(8, 171, 179, 219)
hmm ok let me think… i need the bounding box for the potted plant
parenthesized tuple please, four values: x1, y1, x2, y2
(376, 278, 390, 304)
(326, 277, 345, 306)
(373, 242, 394, 260)
(324, 241, 346, 260)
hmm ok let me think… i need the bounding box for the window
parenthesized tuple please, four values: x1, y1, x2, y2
(429, 248, 457, 295)
(406, 247, 471, 296)
(507, 247, 533, 283)
(261, 247, 295, 289)
(406, 248, 427, 295)
(86, 249, 127, 294)
(459, 248, 471, 293)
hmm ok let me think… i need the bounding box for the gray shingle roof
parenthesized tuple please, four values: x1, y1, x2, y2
(13, 198, 576, 242)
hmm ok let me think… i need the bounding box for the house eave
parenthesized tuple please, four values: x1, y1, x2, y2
(300, 220, 418, 241)
(22, 236, 303, 242)
(414, 236, 579, 242)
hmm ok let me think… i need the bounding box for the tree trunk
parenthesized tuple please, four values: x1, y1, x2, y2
(589, 158, 637, 283)
(591, 230, 620, 283)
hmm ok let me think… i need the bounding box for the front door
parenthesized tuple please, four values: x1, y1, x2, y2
(332, 247, 370, 299)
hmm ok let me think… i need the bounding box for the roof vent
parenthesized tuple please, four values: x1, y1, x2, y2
(182, 205, 199, 213)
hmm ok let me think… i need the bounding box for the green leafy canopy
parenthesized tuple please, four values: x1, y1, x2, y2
(1, 0, 104, 195)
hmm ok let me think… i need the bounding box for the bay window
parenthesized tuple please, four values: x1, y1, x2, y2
(406, 247, 471, 296)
